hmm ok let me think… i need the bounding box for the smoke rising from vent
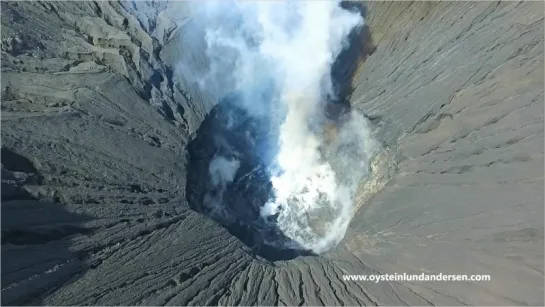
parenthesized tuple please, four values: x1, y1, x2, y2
(182, 1, 379, 253)
(204, 156, 241, 219)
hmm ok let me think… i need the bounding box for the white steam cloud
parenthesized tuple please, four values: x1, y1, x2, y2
(182, 1, 379, 253)
(204, 156, 240, 219)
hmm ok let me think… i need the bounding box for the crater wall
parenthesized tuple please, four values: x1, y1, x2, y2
(1, 1, 543, 305)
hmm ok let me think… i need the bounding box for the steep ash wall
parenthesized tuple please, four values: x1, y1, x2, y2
(340, 2, 544, 305)
(1, 1, 543, 306)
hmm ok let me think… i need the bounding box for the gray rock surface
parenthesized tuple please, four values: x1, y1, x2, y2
(1, 1, 543, 306)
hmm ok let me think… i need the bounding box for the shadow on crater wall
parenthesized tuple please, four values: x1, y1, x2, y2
(1, 148, 90, 305)
(330, 2, 375, 109)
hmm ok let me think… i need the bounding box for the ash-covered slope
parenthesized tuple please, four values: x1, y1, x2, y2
(1, 1, 543, 306)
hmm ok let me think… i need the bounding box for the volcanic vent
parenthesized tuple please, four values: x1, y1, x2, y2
(186, 92, 315, 261)
(185, 93, 393, 262)
(184, 1, 389, 262)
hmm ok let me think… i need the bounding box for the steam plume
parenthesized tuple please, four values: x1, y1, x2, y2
(181, 1, 379, 253)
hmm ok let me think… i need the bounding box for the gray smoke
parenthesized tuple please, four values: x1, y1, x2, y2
(204, 156, 240, 219)
(178, 1, 379, 253)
